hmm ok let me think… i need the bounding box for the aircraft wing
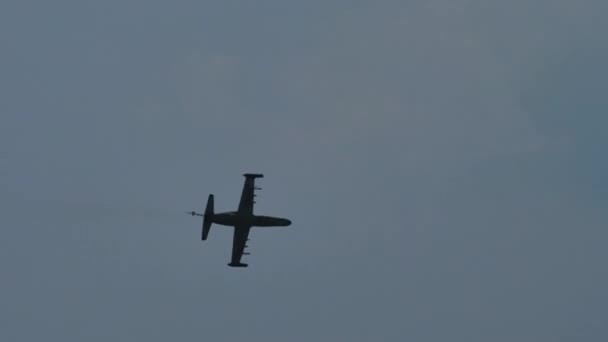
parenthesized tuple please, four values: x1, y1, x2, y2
(237, 174, 263, 215)
(229, 225, 252, 267)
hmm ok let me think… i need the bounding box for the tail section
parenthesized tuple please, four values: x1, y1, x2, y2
(202, 194, 214, 240)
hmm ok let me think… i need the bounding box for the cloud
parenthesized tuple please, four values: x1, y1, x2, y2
(3, 1, 607, 341)
(261, 2, 545, 176)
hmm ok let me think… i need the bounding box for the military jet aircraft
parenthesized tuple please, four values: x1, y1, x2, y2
(186, 173, 291, 267)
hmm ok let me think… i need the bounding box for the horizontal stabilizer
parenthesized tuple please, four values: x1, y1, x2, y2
(228, 262, 248, 267)
(202, 194, 214, 240)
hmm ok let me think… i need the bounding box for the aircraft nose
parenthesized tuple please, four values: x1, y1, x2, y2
(284, 219, 292, 226)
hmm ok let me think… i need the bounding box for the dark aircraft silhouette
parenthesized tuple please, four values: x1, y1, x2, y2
(186, 173, 291, 267)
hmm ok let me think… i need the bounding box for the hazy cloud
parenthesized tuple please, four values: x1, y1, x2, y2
(1, 1, 607, 341)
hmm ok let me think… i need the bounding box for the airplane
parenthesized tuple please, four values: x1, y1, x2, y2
(186, 173, 292, 267)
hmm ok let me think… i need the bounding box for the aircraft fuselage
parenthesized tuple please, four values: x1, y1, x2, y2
(212, 211, 291, 227)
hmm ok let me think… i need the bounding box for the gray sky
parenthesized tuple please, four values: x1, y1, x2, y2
(1, 1, 607, 341)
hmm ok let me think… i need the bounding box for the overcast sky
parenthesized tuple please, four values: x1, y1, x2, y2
(1, 1, 607, 341)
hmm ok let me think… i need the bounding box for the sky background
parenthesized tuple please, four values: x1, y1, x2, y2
(1, 1, 607, 341)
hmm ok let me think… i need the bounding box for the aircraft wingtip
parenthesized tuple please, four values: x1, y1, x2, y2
(243, 173, 264, 178)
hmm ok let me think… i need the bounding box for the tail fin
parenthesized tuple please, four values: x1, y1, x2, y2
(202, 194, 214, 240)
